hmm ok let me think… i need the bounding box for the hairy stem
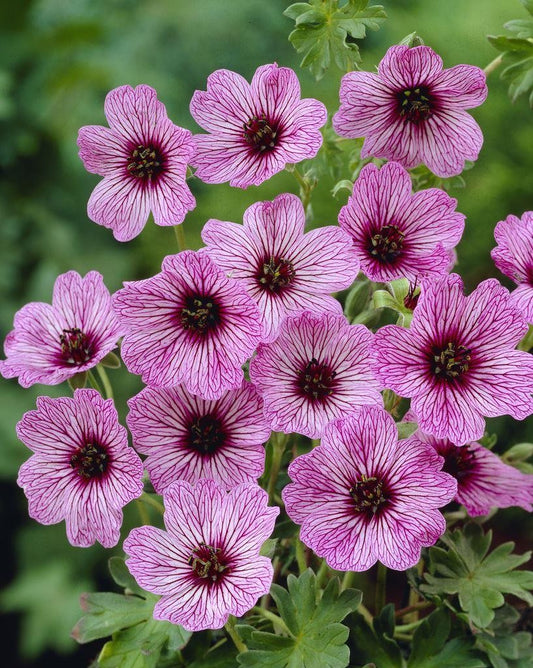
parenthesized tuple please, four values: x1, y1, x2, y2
(252, 606, 292, 636)
(375, 563, 387, 613)
(173, 224, 187, 251)
(96, 364, 113, 400)
(484, 54, 503, 76)
(225, 615, 247, 653)
(139, 492, 165, 515)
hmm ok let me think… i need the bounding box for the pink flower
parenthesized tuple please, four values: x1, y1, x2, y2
(333, 45, 487, 177)
(282, 406, 456, 571)
(373, 273, 533, 445)
(123, 479, 279, 631)
(0, 271, 124, 388)
(190, 63, 327, 188)
(127, 382, 270, 492)
(16, 389, 144, 548)
(249, 311, 382, 439)
(416, 430, 533, 517)
(78, 85, 195, 241)
(202, 193, 359, 342)
(338, 162, 464, 282)
(113, 251, 262, 399)
(491, 211, 533, 323)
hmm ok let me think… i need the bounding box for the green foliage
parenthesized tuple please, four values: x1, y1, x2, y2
(284, 0, 386, 80)
(236, 569, 362, 667)
(488, 0, 533, 107)
(348, 604, 402, 668)
(0, 561, 92, 658)
(502, 442, 533, 474)
(72, 557, 191, 667)
(407, 608, 485, 667)
(421, 523, 533, 629)
(476, 604, 533, 668)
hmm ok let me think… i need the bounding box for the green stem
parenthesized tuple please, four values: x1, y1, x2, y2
(341, 570, 356, 591)
(358, 603, 374, 626)
(87, 370, 104, 394)
(135, 498, 150, 525)
(395, 618, 425, 633)
(375, 563, 387, 613)
(139, 492, 165, 515)
(96, 364, 113, 400)
(315, 559, 330, 588)
(289, 166, 313, 214)
(173, 224, 187, 251)
(252, 606, 292, 636)
(395, 600, 432, 619)
(267, 433, 287, 504)
(225, 615, 247, 653)
(484, 54, 503, 76)
(295, 535, 308, 574)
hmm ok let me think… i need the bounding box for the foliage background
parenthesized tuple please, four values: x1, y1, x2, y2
(0, 0, 531, 665)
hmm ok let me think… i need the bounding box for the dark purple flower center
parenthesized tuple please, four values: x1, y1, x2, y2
(441, 444, 476, 482)
(431, 342, 471, 380)
(180, 295, 220, 334)
(367, 225, 405, 263)
(397, 86, 433, 123)
(188, 414, 226, 455)
(70, 442, 109, 480)
(60, 328, 93, 365)
(350, 475, 387, 514)
(127, 144, 164, 180)
(297, 357, 337, 402)
(243, 116, 278, 152)
(188, 542, 229, 582)
(256, 256, 295, 293)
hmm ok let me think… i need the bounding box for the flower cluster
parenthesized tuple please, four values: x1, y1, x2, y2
(2, 43, 532, 647)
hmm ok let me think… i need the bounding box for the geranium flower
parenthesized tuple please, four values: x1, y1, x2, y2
(373, 273, 533, 445)
(338, 162, 464, 282)
(418, 431, 533, 517)
(202, 193, 358, 342)
(16, 389, 144, 548)
(282, 406, 456, 571)
(113, 251, 262, 399)
(78, 84, 195, 241)
(491, 211, 533, 323)
(0, 271, 124, 388)
(249, 311, 382, 438)
(333, 45, 487, 177)
(123, 479, 279, 631)
(127, 382, 270, 491)
(189, 63, 327, 187)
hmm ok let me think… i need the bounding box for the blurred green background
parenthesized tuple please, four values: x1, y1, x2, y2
(1, 1, 532, 665)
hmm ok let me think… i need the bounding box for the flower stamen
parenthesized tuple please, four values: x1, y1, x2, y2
(188, 415, 225, 455)
(70, 442, 109, 480)
(127, 144, 164, 180)
(368, 225, 405, 263)
(60, 328, 92, 365)
(397, 86, 433, 123)
(243, 117, 278, 152)
(188, 542, 229, 582)
(256, 256, 295, 293)
(431, 342, 471, 380)
(297, 357, 337, 402)
(349, 475, 387, 514)
(180, 296, 220, 334)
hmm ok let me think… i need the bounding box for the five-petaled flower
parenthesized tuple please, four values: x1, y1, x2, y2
(123, 478, 279, 631)
(189, 63, 327, 187)
(127, 382, 270, 491)
(491, 211, 533, 324)
(113, 251, 262, 399)
(202, 193, 359, 342)
(249, 310, 382, 438)
(338, 161, 465, 283)
(0, 271, 124, 388)
(373, 273, 533, 445)
(333, 45, 487, 177)
(16, 389, 144, 547)
(78, 84, 196, 241)
(282, 406, 456, 571)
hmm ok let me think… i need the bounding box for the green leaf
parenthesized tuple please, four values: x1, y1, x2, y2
(68, 370, 88, 389)
(98, 616, 190, 668)
(347, 607, 403, 667)
(284, 0, 386, 80)
(421, 524, 533, 629)
(476, 603, 533, 667)
(407, 608, 485, 667)
(108, 557, 144, 595)
(72, 592, 155, 643)
(397, 421, 417, 440)
(237, 569, 362, 667)
(100, 351, 121, 368)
